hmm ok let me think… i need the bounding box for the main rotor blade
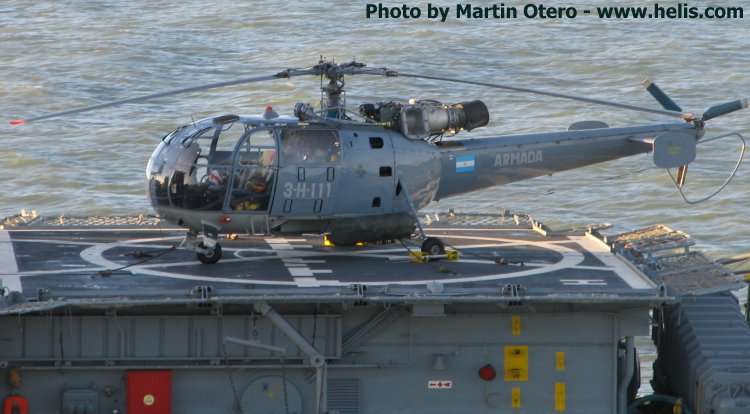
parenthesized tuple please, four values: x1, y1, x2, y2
(397, 73, 689, 120)
(702, 99, 748, 122)
(643, 79, 683, 112)
(9, 61, 395, 125)
(10, 72, 298, 125)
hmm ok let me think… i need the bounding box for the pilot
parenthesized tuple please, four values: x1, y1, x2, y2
(245, 172, 267, 193)
(233, 171, 269, 211)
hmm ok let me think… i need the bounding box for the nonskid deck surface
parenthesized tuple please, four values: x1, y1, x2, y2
(0, 213, 668, 313)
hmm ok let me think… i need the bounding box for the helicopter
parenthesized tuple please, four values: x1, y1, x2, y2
(10, 59, 747, 264)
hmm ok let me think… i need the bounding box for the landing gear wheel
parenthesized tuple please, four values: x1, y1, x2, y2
(421, 237, 445, 256)
(196, 242, 222, 264)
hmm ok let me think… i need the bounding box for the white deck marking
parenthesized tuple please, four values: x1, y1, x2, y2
(70, 234, 586, 286)
(269, 238, 333, 287)
(560, 279, 607, 286)
(0, 231, 21, 292)
(570, 235, 656, 289)
(31, 229, 654, 290)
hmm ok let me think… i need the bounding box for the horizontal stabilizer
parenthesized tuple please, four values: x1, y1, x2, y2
(567, 120, 609, 131)
(651, 131, 697, 168)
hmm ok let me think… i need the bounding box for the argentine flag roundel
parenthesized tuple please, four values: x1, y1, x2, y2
(456, 155, 475, 173)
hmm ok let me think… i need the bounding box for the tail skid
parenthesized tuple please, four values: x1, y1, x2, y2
(666, 132, 746, 204)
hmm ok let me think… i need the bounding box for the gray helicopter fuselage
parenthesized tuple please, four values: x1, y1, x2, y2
(146, 114, 699, 244)
(146, 115, 441, 244)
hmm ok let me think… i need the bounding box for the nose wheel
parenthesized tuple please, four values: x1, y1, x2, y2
(182, 231, 224, 264)
(196, 242, 223, 264)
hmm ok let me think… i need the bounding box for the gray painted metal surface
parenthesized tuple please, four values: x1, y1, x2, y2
(0, 213, 746, 413)
(652, 293, 750, 414)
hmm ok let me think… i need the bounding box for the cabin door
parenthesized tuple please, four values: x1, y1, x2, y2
(270, 128, 341, 217)
(227, 128, 278, 213)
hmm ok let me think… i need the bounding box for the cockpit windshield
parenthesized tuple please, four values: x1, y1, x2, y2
(148, 119, 277, 212)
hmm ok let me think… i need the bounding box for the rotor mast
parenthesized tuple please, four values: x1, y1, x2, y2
(320, 67, 345, 119)
(286, 59, 394, 119)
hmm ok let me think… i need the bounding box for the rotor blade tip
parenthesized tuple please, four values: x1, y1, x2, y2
(642, 78, 653, 87)
(741, 98, 748, 109)
(9, 119, 26, 125)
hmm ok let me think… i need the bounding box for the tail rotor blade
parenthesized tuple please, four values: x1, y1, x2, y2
(643, 78, 683, 112)
(702, 99, 748, 122)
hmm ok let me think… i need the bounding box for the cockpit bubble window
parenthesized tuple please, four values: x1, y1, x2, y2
(149, 123, 226, 211)
(180, 126, 213, 148)
(162, 126, 185, 145)
(280, 129, 340, 164)
(212, 122, 249, 153)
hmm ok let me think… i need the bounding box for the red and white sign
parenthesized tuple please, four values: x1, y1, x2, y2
(428, 380, 453, 389)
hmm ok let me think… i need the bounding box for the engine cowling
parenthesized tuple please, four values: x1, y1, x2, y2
(360, 100, 489, 140)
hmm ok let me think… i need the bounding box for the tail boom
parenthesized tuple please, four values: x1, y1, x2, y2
(435, 122, 698, 199)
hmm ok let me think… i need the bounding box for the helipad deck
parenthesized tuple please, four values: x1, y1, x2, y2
(0, 213, 674, 314)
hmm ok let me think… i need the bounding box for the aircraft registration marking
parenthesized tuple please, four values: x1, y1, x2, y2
(282, 182, 332, 199)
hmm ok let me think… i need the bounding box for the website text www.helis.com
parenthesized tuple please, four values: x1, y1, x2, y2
(364, 3, 744, 21)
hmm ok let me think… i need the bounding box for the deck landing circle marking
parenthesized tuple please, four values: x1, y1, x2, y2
(76, 233, 588, 286)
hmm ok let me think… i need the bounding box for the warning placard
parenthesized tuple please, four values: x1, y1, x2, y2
(428, 380, 453, 389)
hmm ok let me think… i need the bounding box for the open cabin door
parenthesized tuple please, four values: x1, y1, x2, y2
(227, 128, 278, 213)
(270, 128, 341, 217)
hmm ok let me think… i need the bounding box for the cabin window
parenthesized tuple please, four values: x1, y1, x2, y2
(212, 121, 248, 154)
(280, 129, 340, 164)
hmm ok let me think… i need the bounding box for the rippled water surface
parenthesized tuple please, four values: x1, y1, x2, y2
(2, 0, 749, 394)
(3, 1, 748, 256)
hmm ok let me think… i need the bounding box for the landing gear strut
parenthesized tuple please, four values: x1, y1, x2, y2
(182, 226, 224, 264)
(398, 178, 447, 258)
